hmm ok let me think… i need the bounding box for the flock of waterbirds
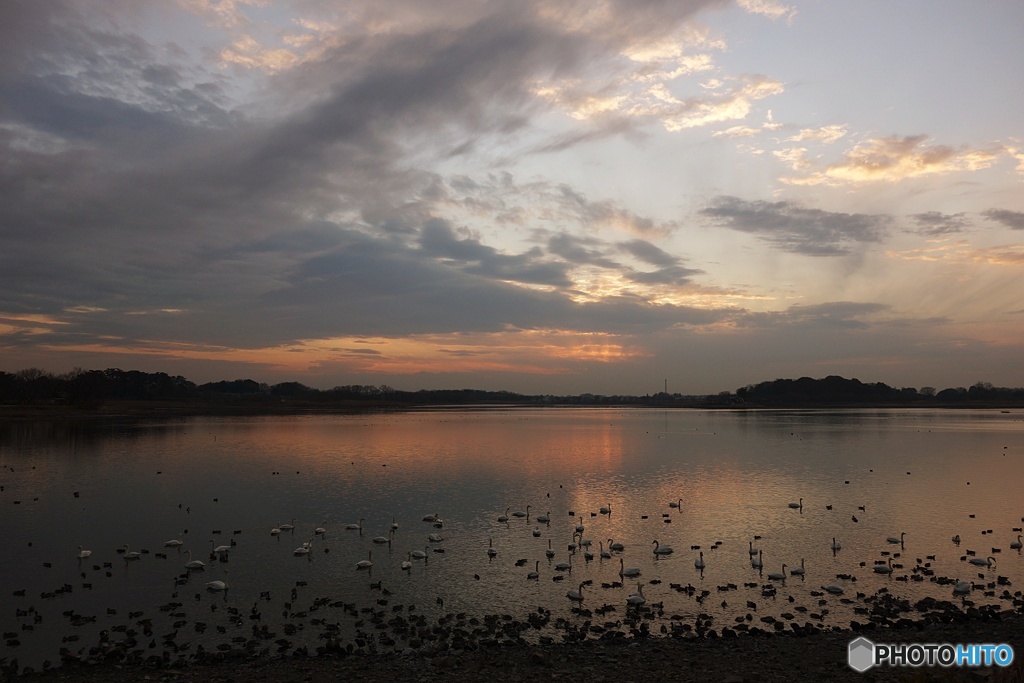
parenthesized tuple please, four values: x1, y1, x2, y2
(4, 489, 1024, 676)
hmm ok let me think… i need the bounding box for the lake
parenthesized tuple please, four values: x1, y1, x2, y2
(1, 407, 1022, 672)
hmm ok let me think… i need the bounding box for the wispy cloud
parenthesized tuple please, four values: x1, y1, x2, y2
(700, 196, 888, 256)
(911, 211, 969, 236)
(983, 209, 1024, 230)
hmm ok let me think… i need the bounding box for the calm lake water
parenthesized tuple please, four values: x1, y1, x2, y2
(1, 408, 1022, 671)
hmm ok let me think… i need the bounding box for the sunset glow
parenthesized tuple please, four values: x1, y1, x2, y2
(2, 1, 1022, 394)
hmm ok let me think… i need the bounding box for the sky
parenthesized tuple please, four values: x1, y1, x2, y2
(1, 0, 1023, 396)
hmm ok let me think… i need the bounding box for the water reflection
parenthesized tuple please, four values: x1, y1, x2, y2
(0, 408, 1021, 672)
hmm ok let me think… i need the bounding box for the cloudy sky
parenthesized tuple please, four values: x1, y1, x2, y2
(2, 0, 1023, 395)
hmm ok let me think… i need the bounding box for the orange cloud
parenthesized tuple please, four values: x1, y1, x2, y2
(42, 330, 650, 379)
(783, 135, 1005, 186)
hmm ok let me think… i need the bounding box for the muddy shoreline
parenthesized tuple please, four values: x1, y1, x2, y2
(11, 611, 1024, 682)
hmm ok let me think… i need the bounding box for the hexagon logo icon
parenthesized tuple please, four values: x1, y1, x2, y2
(848, 636, 875, 672)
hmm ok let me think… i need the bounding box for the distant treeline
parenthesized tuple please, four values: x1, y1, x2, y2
(0, 367, 659, 408)
(1, 368, 1023, 410)
(733, 375, 1024, 406)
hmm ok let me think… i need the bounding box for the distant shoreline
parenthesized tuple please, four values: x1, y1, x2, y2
(1, 399, 1021, 423)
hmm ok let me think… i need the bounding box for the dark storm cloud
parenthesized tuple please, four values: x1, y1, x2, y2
(983, 209, 1024, 230)
(700, 196, 889, 255)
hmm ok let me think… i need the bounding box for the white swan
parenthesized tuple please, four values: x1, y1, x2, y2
(346, 518, 364, 531)
(293, 543, 311, 556)
(164, 536, 184, 548)
(401, 553, 412, 570)
(619, 557, 641, 578)
(1011, 535, 1022, 550)
(279, 518, 295, 531)
(270, 527, 281, 536)
(599, 541, 611, 559)
(822, 583, 844, 594)
(953, 579, 972, 594)
(527, 560, 539, 580)
(512, 505, 530, 518)
(831, 537, 841, 551)
(546, 539, 555, 558)
(669, 499, 681, 508)
(372, 532, 392, 544)
(887, 532, 906, 545)
(873, 558, 893, 574)
(694, 551, 705, 569)
(748, 540, 759, 556)
(77, 545, 92, 559)
(428, 533, 443, 542)
(356, 551, 372, 569)
(788, 498, 803, 509)
(768, 564, 788, 580)
(951, 534, 961, 544)
(599, 504, 611, 515)
(608, 538, 624, 552)
(790, 558, 805, 575)
(968, 556, 996, 567)
(626, 583, 646, 606)
(487, 537, 497, 557)
(566, 582, 585, 602)
(652, 540, 674, 555)
(532, 527, 541, 537)
(315, 522, 327, 535)
(497, 507, 510, 522)
(206, 569, 228, 592)
(390, 517, 399, 531)
(536, 511, 550, 524)
(422, 513, 439, 522)
(555, 555, 573, 572)
(122, 544, 141, 560)
(210, 540, 231, 555)
(751, 549, 763, 568)
(184, 550, 205, 569)
(410, 547, 427, 560)
(575, 516, 585, 533)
